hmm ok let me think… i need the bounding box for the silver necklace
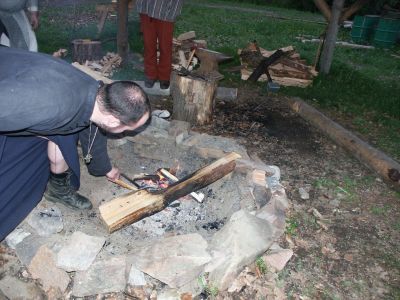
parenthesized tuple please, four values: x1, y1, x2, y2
(84, 123, 99, 164)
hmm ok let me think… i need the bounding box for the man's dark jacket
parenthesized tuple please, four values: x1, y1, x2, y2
(0, 47, 111, 175)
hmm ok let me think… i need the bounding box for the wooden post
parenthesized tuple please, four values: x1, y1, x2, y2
(171, 72, 217, 125)
(319, 0, 345, 74)
(117, 0, 129, 65)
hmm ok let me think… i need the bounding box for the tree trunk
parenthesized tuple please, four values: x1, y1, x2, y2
(71, 39, 102, 64)
(171, 72, 217, 125)
(117, 0, 129, 65)
(313, 0, 332, 21)
(319, 0, 345, 74)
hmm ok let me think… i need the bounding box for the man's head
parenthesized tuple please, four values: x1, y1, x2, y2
(93, 81, 151, 133)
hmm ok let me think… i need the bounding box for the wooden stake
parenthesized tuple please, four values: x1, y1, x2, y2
(99, 152, 241, 232)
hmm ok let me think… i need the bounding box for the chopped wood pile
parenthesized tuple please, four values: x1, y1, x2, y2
(172, 31, 207, 70)
(83, 52, 122, 77)
(239, 42, 318, 87)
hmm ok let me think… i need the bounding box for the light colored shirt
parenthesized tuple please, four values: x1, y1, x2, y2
(136, 0, 183, 22)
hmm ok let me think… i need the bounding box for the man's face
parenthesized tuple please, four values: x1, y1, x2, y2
(98, 112, 150, 134)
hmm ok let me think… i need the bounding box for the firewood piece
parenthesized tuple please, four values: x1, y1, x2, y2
(159, 168, 205, 203)
(288, 98, 400, 189)
(178, 50, 187, 66)
(114, 179, 138, 191)
(177, 31, 196, 41)
(171, 71, 217, 125)
(99, 152, 242, 232)
(248, 50, 285, 82)
(71, 39, 102, 64)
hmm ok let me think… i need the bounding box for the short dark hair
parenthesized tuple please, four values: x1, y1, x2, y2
(98, 81, 151, 124)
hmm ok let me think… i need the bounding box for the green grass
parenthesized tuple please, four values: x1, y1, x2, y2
(36, 0, 399, 158)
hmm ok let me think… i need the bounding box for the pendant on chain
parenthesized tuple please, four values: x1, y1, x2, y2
(84, 153, 93, 164)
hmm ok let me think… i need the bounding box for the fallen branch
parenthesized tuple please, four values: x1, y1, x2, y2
(297, 37, 375, 49)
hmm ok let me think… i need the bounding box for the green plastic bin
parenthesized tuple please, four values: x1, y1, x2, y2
(351, 15, 380, 43)
(373, 18, 400, 48)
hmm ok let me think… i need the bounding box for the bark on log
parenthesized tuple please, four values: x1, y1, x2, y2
(171, 71, 217, 125)
(288, 98, 400, 189)
(71, 39, 102, 64)
(99, 152, 241, 232)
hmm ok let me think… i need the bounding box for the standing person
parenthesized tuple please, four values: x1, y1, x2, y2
(136, 0, 184, 89)
(0, 47, 151, 241)
(0, 0, 39, 51)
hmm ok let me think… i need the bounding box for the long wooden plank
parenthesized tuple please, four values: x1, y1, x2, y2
(99, 152, 241, 232)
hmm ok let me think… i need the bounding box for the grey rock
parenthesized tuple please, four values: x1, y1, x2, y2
(15, 234, 48, 266)
(263, 247, 293, 271)
(298, 187, 310, 200)
(157, 288, 181, 300)
(128, 265, 147, 286)
(151, 115, 171, 130)
(168, 120, 191, 137)
(152, 109, 171, 119)
(134, 81, 170, 96)
(56, 231, 105, 272)
(0, 275, 44, 300)
(132, 233, 211, 289)
(27, 206, 63, 236)
(72, 256, 126, 297)
(205, 210, 275, 291)
(28, 246, 70, 292)
(5, 228, 31, 249)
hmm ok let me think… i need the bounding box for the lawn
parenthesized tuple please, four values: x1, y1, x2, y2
(36, 0, 400, 159)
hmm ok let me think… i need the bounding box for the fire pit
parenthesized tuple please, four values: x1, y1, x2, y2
(2, 116, 289, 298)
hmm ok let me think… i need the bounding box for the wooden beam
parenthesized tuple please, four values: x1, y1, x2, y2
(313, 0, 332, 21)
(288, 98, 400, 190)
(117, 0, 129, 64)
(340, 0, 369, 23)
(99, 152, 242, 232)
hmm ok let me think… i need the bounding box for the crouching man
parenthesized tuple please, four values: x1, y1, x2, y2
(0, 47, 151, 241)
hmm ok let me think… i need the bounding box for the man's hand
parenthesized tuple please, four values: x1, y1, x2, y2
(29, 11, 39, 30)
(106, 167, 120, 182)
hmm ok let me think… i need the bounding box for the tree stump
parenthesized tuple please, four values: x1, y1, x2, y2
(171, 72, 217, 125)
(71, 39, 102, 64)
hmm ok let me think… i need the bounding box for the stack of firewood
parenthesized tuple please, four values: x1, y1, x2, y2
(172, 31, 207, 70)
(85, 52, 122, 77)
(239, 42, 318, 87)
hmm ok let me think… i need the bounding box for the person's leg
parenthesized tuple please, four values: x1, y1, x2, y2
(0, 135, 49, 241)
(140, 14, 158, 87)
(156, 19, 174, 87)
(45, 140, 92, 210)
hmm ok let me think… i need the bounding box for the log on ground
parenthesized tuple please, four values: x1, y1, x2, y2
(288, 97, 400, 189)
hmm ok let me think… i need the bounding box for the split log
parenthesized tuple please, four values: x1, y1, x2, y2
(71, 39, 102, 64)
(99, 152, 241, 232)
(71, 62, 113, 84)
(171, 71, 217, 125)
(288, 98, 400, 189)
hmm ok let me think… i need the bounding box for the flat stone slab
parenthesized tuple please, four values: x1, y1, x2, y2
(27, 205, 63, 236)
(56, 231, 105, 272)
(206, 210, 275, 290)
(5, 228, 31, 249)
(132, 233, 211, 289)
(0, 275, 44, 300)
(263, 247, 293, 271)
(28, 245, 70, 292)
(134, 80, 170, 96)
(72, 256, 126, 297)
(128, 265, 147, 286)
(15, 234, 49, 266)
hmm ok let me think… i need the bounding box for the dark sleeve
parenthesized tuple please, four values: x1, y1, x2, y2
(79, 124, 112, 176)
